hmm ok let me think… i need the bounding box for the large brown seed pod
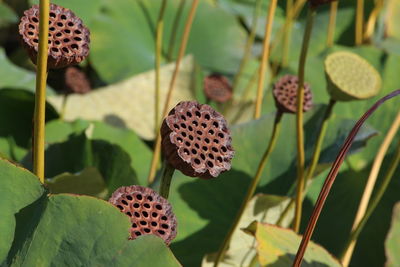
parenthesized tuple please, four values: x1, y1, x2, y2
(203, 74, 233, 103)
(19, 4, 90, 69)
(109, 185, 177, 245)
(272, 75, 313, 114)
(64, 66, 91, 94)
(161, 101, 234, 179)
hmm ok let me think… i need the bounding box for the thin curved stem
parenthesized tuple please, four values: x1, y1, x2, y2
(147, 0, 199, 184)
(340, 138, 400, 265)
(33, 0, 50, 183)
(293, 89, 400, 267)
(159, 161, 175, 199)
(294, 6, 316, 233)
(155, 0, 168, 135)
(167, 0, 185, 61)
(254, 0, 278, 119)
(213, 112, 283, 267)
(326, 1, 338, 47)
(355, 0, 364, 45)
(340, 111, 400, 267)
(364, 0, 384, 42)
(281, 0, 294, 67)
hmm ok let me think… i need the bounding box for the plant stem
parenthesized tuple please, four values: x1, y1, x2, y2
(364, 0, 384, 42)
(147, 0, 199, 184)
(292, 89, 400, 267)
(355, 0, 364, 45)
(213, 112, 283, 267)
(167, 0, 186, 61)
(159, 161, 175, 199)
(281, 0, 294, 67)
(232, 0, 262, 91)
(340, 111, 400, 267)
(326, 1, 338, 47)
(155, 0, 168, 135)
(293, 5, 316, 233)
(60, 94, 68, 120)
(254, 0, 278, 119)
(340, 138, 400, 266)
(33, 0, 50, 183)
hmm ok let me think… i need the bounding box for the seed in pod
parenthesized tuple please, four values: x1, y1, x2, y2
(324, 51, 381, 101)
(18, 4, 90, 69)
(109, 185, 177, 245)
(309, 0, 337, 8)
(203, 74, 233, 103)
(64, 66, 91, 94)
(272, 75, 313, 114)
(161, 101, 234, 179)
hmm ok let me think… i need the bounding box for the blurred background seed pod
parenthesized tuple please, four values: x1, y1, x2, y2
(18, 4, 90, 69)
(63, 66, 91, 94)
(272, 74, 313, 114)
(161, 101, 234, 179)
(109, 185, 177, 245)
(324, 51, 381, 101)
(203, 73, 233, 103)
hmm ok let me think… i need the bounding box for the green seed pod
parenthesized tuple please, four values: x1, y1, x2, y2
(324, 51, 381, 101)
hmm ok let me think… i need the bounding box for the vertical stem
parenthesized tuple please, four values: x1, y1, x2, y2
(364, 0, 384, 42)
(213, 112, 283, 267)
(232, 0, 262, 91)
(159, 162, 175, 199)
(326, 1, 338, 47)
(293, 6, 316, 233)
(355, 0, 364, 45)
(281, 0, 294, 67)
(155, 0, 168, 135)
(148, 0, 199, 184)
(340, 111, 400, 267)
(254, 0, 278, 119)
(167, 0, 185, 61)
(340, 138, 400, 266)
(33, 0, 50, 183)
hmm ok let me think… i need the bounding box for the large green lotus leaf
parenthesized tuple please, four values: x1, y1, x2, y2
(45, 120, 152, 185)
(385, 202, 400, 267)
(243, 222, 341, 266)
(0, 89, 58, 160)
(0, 158, 44, 264)
(46, 167, 108, 198)
(202, 194, 294, 267)
(0, 3, 17, 28)
(48, 56, 195, 140)
(7, 194, 180, 266)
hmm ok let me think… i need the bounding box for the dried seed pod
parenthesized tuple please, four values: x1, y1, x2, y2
(64, 66, 91, 94)
(161, 101, 234, 179)
(272, 75, 313, 114)
(19, 4, 90, 69)
(109, 185, 177, 245)
(203, 74, 233, 103)
(325, 51, 381, 101)
(309, 0, 337, 8)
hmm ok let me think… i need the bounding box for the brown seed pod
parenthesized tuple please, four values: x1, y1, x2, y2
(64, 66, 91, 94)
(109, 185, 177, 245)
(161, 101, 234, 179)
(18, 4, 90, 69)
(272, 75, 313, 114)
(203, 74, 233, 103)
(309, 0, 337, 8)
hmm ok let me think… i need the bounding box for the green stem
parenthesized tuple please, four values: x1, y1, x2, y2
(155, 0, 168, 135)
(281, 0, 294, 67)
(60, 93, 68, 120)
(159, 162, 175, 199)
(33, 0, 50, 183)
(326, 1, 338, 47)
(213, 112, 283, 267)
(340, 138, 400, 262)
(355, 0, 364, 45)
(294, 6, 316, 233)
(167, 0, 186, 61)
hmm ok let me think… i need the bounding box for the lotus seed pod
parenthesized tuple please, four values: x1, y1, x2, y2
(18, 4, 90, 69)
(309, 0, 337, 8)
(203, 74, 233, 103)
(64, 66, 91, 94)
(161, 101, 234, 179)
(109, 185, 177, 245)
(324, 51, 381, 101)
(272, 75, 313, 114)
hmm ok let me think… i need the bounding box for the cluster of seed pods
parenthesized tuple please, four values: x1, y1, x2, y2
(109, 185, 177, 245)
(161, 101, 234, 179)
(19, 4, 90, 69)
(203, 74, 233, 103)
(272, 75, 313, 114)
